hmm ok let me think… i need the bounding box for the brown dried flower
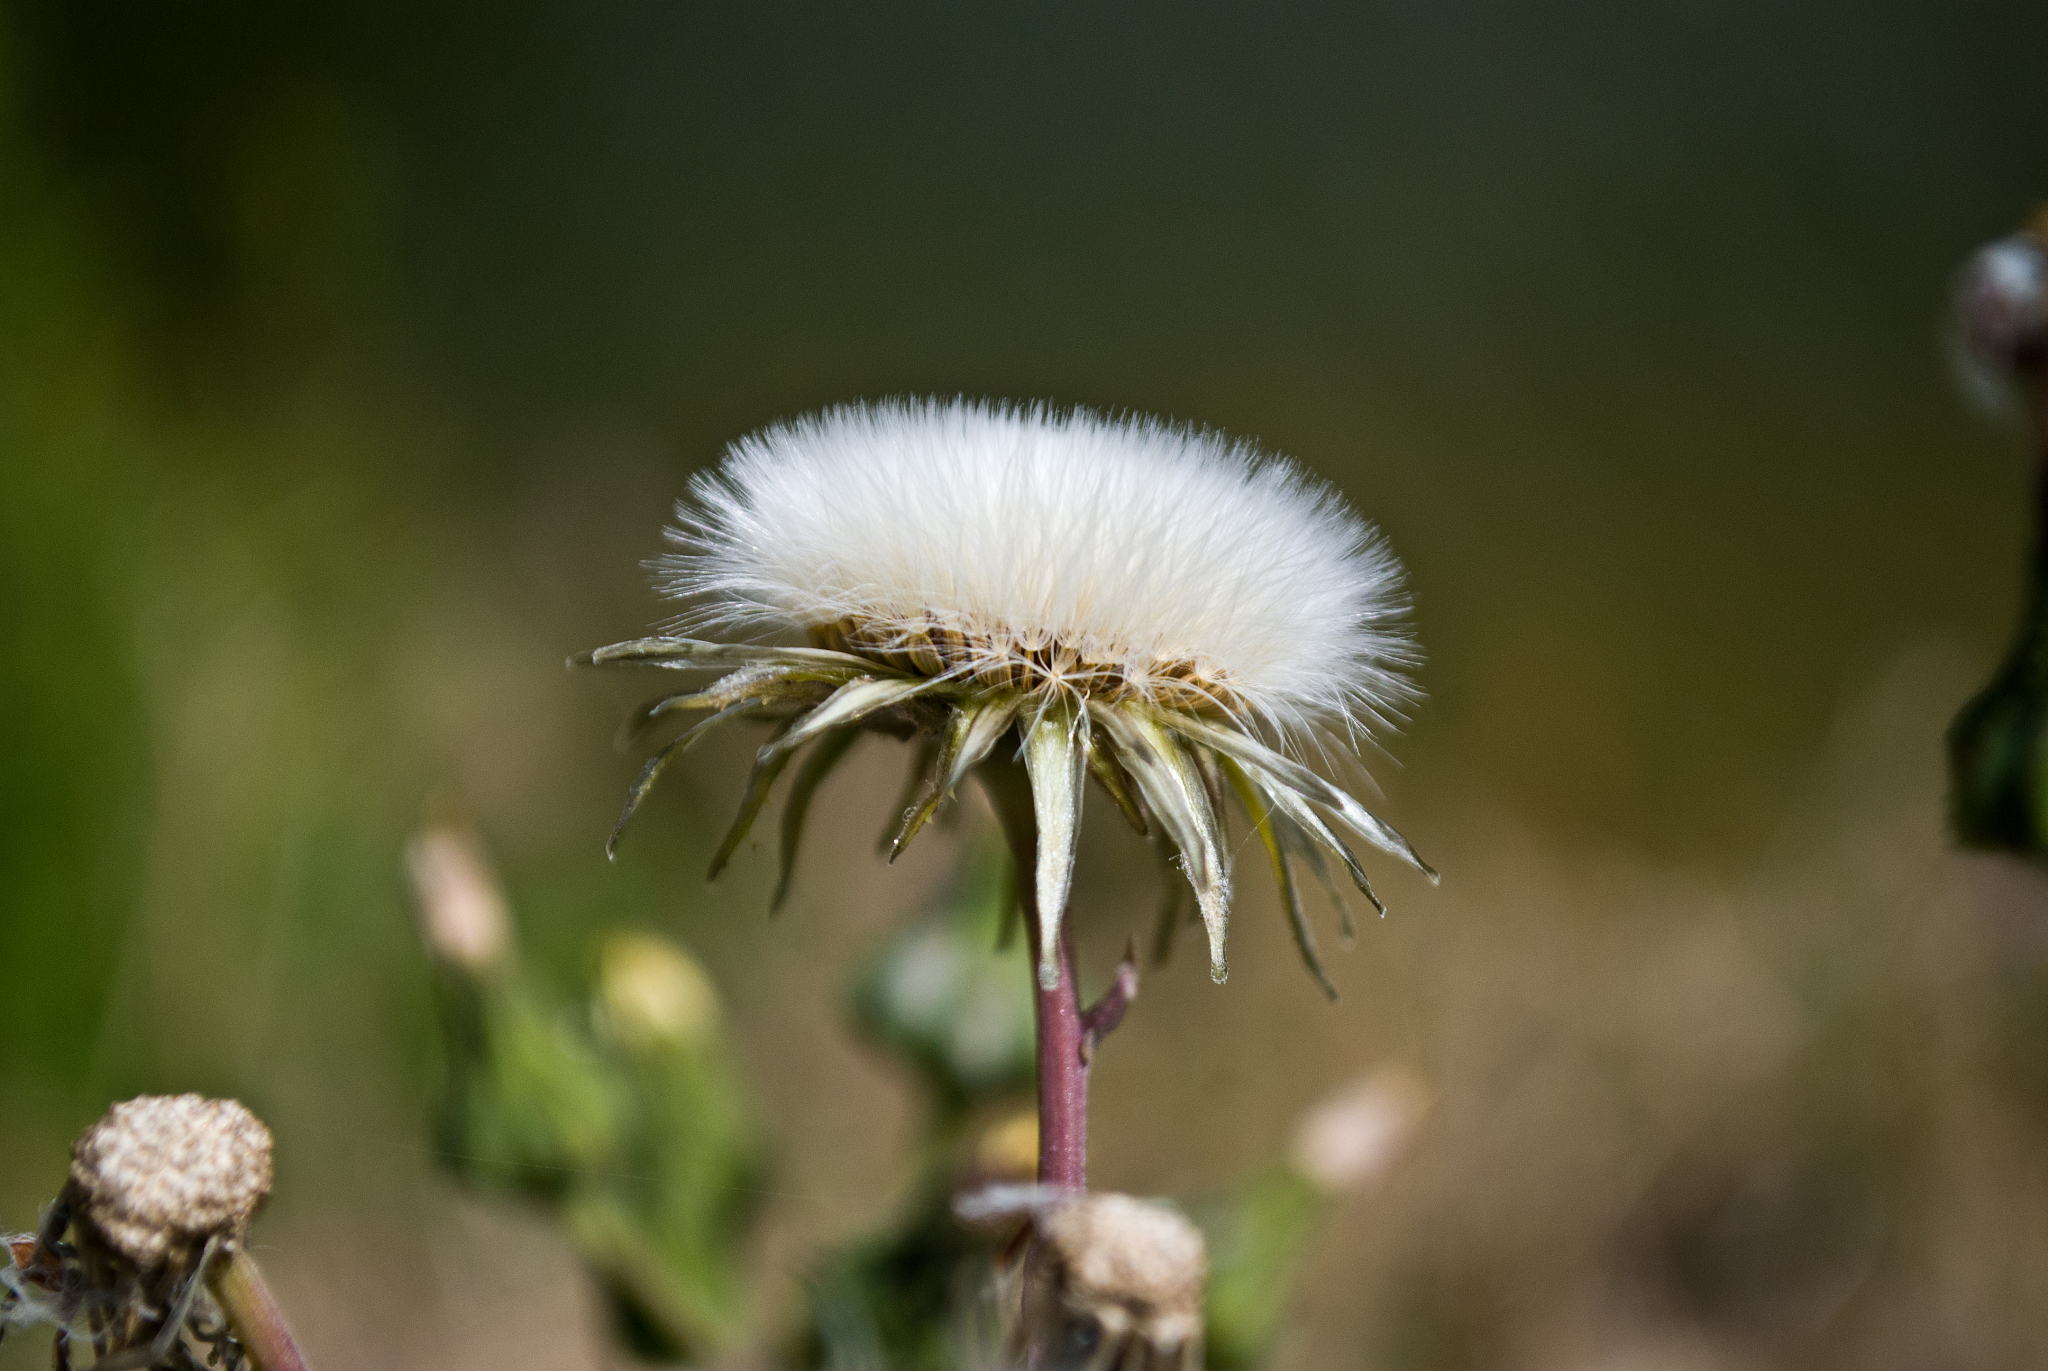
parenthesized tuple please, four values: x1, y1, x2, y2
(69, 1095, 274, 1269)
(958, 1187, 1205, 1370)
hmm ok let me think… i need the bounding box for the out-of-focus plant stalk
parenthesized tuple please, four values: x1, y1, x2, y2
(1948, 211, 2048, 853)
(408, 818, 762, 1364)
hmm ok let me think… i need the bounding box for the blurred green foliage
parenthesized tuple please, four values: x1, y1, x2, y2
(421, 848, 762, 1363)
(849, 839, 1037, 1122)
(1202, 1168, 1327, 1371)
(799, 837, 1034, 1371)
(1950, 419, 2048, 852)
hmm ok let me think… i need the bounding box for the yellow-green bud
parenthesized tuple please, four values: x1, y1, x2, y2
(597, 931, 720, 1049)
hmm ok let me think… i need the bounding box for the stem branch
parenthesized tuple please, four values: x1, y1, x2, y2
(1079, 941, 1140, 1065)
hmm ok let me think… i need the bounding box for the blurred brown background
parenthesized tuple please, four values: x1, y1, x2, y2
(5, 3, 2048, 1367)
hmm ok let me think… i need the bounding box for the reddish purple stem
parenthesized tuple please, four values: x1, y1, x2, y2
(1080, 944, 1140, 1064)
(982, 757, 1110, 1192)
(1025, 905, 1090, 1190)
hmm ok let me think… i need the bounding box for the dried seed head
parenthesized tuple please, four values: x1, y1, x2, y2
(1030, 1193, 1206, 1364)
(661, 399, 1418, 741)
(69, 1095, 273, 1268)
(584, 399, 1438, 997)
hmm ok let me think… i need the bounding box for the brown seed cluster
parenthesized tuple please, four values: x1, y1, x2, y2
(813, 618, 1239, 714)
(69, 1095, 274, 1268)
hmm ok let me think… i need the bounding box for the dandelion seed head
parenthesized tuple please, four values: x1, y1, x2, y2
(585, 398, 1435, 994)
(658, 398, 1416, 742)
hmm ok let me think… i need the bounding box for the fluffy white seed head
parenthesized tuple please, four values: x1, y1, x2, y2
(658, 398, 1416, 743)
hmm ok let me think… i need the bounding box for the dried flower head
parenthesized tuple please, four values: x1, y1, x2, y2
(70, 1095, 273, 1270)
(959, 1186, 1205, 1370)
(579, 398, 1433, 992)
(5, 1096, 286, 1371)
(1035, 1194, 1205, 1352)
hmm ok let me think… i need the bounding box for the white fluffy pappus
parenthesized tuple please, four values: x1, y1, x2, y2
(580, 396, 1436, 995)
(657, 398, 1418, 743)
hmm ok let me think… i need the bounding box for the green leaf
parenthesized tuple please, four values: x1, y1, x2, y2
(707, 720, 801, 881)
(880, 731, 941, 854)
(891, 693, 1024, 860)
(1086, 735, 1149, 836)
(1259, 781, 1385, 919)
(622, 665, 843, 746)
(574, 635, 893, 675)
(769, 676, 939, 759)
(1150, 840, 1191, 967)
(1283, 822, 1361, 945)
(709, 678, 938, 881)
(1159, 711, 1437, 883)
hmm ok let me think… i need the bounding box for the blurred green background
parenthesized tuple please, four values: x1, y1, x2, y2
(5, 3, 2048, 1367)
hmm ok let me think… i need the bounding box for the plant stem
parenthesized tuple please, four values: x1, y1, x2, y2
(209, 1244, 312, 1371)
(1029, 917, 1089, 1191)
(980, 757, 1089, 1191)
